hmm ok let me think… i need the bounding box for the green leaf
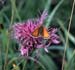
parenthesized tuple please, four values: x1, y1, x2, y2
(65, 50, 75, 70)
(44, 0, 51, 11)
(57, 19, 75, 44)
(46, 0, 64, 27)
(66, 48, 74, 61)
(39, 53, 57, 70)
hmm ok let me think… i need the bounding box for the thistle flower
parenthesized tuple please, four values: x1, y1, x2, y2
(48, 28, 60, 44)
(11, 10, 60, 56)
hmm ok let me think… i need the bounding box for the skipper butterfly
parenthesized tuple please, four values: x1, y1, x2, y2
(32, 25, 49, 39)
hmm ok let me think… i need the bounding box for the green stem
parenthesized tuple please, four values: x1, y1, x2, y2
(62, 0, 75, 70)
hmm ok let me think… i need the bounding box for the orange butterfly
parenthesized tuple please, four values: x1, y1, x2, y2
(32, 25, 49, 39)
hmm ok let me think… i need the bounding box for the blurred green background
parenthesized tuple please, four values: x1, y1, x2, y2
(0, 0, 75, 70)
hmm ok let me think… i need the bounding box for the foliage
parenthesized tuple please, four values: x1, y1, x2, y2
(0, 0, 75, 70)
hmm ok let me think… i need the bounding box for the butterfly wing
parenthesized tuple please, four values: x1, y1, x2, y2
(42, 26, 49, 39)
(32, 27, 40, 37)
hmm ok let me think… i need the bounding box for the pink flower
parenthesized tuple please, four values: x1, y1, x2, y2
(11, 10, 60, 56)
(48, 28, 60, 44)
(20, 45, 29, 56)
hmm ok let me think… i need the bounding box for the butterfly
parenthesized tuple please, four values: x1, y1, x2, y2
(32, 25, 50, 39)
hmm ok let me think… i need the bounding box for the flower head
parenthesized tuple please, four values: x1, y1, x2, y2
(11, 10, 60, 56)
(48, 28, 60, 44)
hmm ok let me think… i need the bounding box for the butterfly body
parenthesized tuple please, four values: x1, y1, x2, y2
(32, 25, 50, 39)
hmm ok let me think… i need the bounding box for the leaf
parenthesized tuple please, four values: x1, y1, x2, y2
(57, 19, 75, 44)
(39, 52, 57, 70)
(65, 50, 75, 70)
(46, 0, 64, 27)
(44, 0, 51, 11)
(66, 48, 73, 62)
